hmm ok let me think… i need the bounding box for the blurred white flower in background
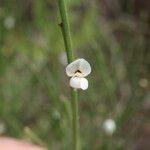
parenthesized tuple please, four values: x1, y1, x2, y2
(4, 16, 15, 30)
(0, 121, 6, 135)
(52, 109, 61, 121)
(58, 52, 67, 66)
(66, 58, 91, 90)
(138, 78, 148, 88)
(103, 119, 116, 135)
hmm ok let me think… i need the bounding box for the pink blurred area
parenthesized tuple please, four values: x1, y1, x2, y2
(0, 137, 46, 150)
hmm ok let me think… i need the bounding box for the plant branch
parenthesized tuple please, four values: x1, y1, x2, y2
(58, 0, 79, 150)
(58, 0, 74, 63)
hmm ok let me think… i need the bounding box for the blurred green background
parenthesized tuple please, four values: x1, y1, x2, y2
(0, 0, 149, 149)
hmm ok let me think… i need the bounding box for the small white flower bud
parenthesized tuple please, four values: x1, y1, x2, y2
(103, 119, 116, 135)
(69, 77, 88, 90)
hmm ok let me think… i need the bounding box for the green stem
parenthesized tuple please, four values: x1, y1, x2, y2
(58, 0, 79, 150)
(71, 89, 79, 150)
(58, 0, 74, 63)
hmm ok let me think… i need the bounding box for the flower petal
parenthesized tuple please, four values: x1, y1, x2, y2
(69, 77, 88, 90)
(78, 59, 91, 77)
(69, 77, 81, 89)
(66, 60, 79, 77)
(66, 58, 91, 77)
(80, 78, 88, 90)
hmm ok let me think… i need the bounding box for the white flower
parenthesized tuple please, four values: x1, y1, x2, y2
(103, 119, 116, 135)
(66, 58, 91, 90)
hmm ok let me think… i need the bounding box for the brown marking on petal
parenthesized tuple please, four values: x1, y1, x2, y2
(75, 70, 82, 74)
(74, 70, 83, 77)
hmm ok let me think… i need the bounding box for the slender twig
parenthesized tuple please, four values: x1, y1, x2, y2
(71, 89, 78, 150)
(58, 0, 79, 149)
(58, 0, 74, 63)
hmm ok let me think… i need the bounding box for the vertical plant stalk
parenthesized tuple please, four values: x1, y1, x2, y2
(58, 0, 79, 150)
(71, 89, 78, 150)
(58, 0, 74, 63)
